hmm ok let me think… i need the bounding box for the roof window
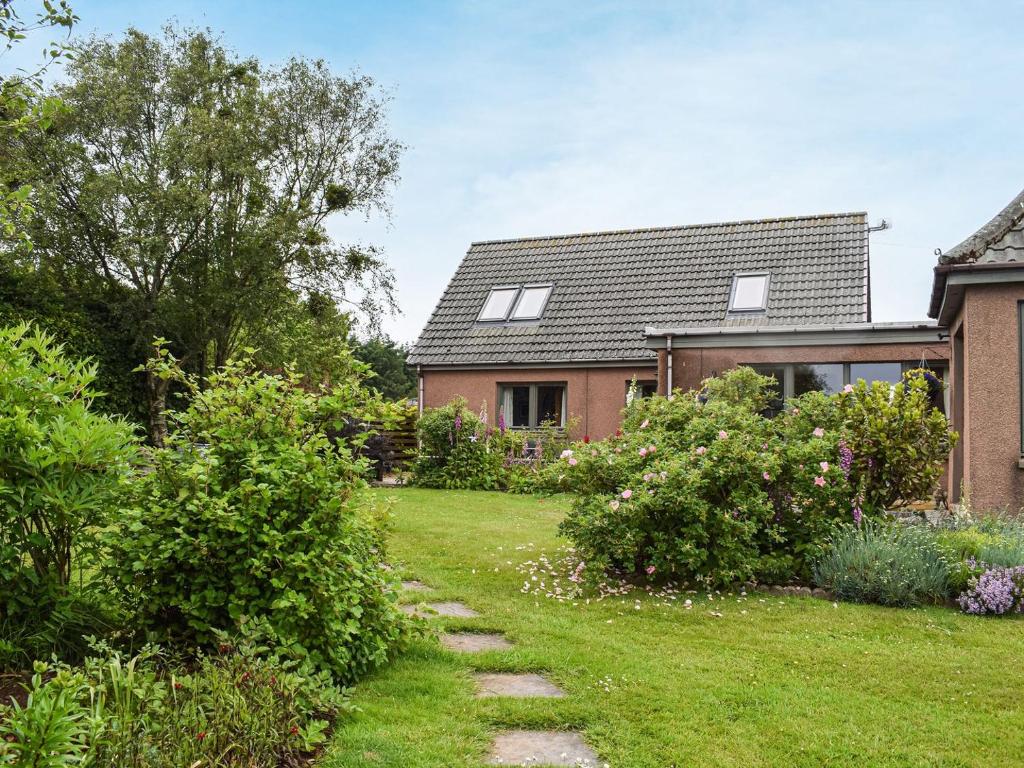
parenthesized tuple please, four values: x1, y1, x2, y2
(728, 272, 770, 313)
(478, 284, 553, 322)
(478, 287, 520, 321)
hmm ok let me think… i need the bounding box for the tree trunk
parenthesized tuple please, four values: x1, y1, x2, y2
(146, 368, 170, 447)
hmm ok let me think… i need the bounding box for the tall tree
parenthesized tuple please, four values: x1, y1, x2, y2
(16, 26, 402, 444)
(0, 0, 77, 246)
(352, 334, 417, 401)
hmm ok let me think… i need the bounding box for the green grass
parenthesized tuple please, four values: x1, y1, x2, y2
(324, 489, 1024, 768)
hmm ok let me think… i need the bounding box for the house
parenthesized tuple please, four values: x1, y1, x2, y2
(929, 187, 1024, 512)
(410, 211, 947, 440)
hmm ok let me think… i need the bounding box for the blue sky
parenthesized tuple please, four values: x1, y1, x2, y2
(18, 1, 1024, 342)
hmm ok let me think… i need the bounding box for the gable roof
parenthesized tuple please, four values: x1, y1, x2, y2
(929, 187, 1024, 319)
(410, 212, 870, 367)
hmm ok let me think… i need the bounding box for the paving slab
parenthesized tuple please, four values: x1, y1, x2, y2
(399, 601, 480, 618)
(400, 580, 430, 592)
(488, 731, 599, 766)
(440, 632, 513, 652)
(474, 673, 565, 698)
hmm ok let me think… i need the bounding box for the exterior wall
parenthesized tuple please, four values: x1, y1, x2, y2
(420, 365, 658, 439)
(955, 284, 1024, 512)
(658, 341, 950, 395)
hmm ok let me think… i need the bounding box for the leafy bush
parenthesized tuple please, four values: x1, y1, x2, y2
(0, 324, 137, 668)
(813, 522, 951, 606)
(413, 398, 508, 490)
(0, 639, 345, 767)
(103, 355, 406, 682)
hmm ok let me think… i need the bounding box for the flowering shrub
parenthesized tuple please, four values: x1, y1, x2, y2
(413, 397, 575, 491)
(958, 565, 1024, 615)
(412, 397, 506, 489)
(552, 367, 955, 586)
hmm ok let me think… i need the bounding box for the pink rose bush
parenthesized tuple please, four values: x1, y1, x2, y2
(549, 367, 955, 586)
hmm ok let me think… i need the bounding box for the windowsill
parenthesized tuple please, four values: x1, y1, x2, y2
(1018, 456, 1024, 470)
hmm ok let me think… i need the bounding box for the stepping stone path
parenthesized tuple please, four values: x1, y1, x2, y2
(400, 601, 480, 618)
(440, 632, 513, 652)
(401, 579, 600, 765)
(488, 731, 598, 766)
(474, 672, 565, 698)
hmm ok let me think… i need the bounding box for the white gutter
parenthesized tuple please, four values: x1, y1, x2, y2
(417, 365, 424, 418)
(666, 334, 673, 399)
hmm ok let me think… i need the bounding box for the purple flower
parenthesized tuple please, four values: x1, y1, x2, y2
(838, 440, 853, 479)
(454, 414, 462, 430)
(959, 566, 1024, 615)
(852, 505, 862, 525)
(498, 410, 506, 434)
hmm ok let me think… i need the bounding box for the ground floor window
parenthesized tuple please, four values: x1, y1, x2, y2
(499, 383, 567, 428)
(748, 361, 946, 415)
(626, 379, 658, 404)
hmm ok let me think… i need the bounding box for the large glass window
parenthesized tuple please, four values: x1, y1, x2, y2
(850, 362, 903, 386)
(744, 361, 944, 415)
(793, 364, 843, 395)
(499, 383, 567, 428)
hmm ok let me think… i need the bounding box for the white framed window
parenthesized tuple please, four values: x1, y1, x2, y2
(510, 284, 553, 320)
(728, 272, 770, 313)
(498, 382, 566, 428)
(478, 287, 521, 321)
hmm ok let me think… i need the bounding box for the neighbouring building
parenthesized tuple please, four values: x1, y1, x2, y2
(929, 187, 1024, 512)
(410, 190, 1024, 512)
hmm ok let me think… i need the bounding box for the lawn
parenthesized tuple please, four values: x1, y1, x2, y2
(324, 488, 1024, 768)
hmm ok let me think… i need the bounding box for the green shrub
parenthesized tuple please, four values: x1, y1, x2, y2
(0, 638, 345, 767)
(0, 323, 137, 668)
(813, 522, 951, 606)
(412, 398, 506, 489)
(103, 356, 406, 683)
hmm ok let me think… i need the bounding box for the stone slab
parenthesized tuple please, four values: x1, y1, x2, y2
(474, 673, 565, 698)
(488, 731, 599, 766)
(401, 580, 430, 592)
(440, 632, 513, 652)
(400, 601, 480, 618)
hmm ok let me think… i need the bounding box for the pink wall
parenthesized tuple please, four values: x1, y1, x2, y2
(956, 284, 1024, 512)
(420, 365, 658, 439)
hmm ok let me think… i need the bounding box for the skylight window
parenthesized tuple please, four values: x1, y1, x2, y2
(478, 287, 520, 321)
(510, 285, 552, 320)
(478, 284, 554, 322)
(728, 273, 770, 312)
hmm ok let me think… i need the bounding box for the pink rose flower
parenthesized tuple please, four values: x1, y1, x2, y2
(844, 384, 854, 393)
(568, 457, 578, 466)
(648, 445, 656, 453)
(814, 476, 826, 487)
(640, 419, 650, 429)
(639, 447, 648, 457)
(813, 427, 825, 438)
(820, 461, 829, 472)
(609, 499, 620, 511)
(696, 446, 707, 455)
(560, 449, 574, 459)
(645, 565, 656, 575)
(621, 489, 633, 499)
(718, 430, 728, 440)
(763, 471, 770, 481)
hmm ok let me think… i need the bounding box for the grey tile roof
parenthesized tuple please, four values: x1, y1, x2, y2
(410, 212, 870, 366)
(929, 187, 1024, 318)
(939, 186, 1024, 266)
